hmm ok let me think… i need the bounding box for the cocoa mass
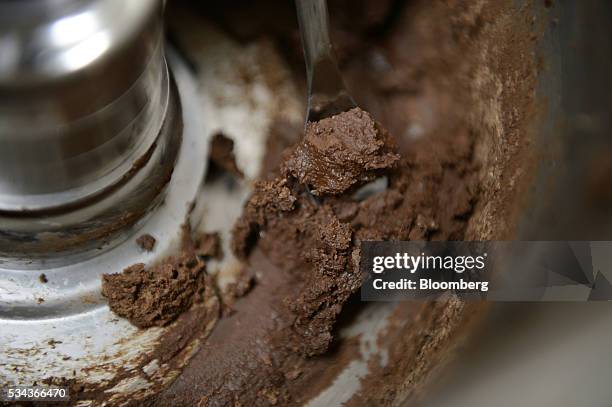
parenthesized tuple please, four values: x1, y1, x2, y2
(102, 229, 210, 329)
(282, 107, 399, 195)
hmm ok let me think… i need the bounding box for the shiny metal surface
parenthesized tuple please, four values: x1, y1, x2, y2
(0, 0, 165, 210)
(295, 0, 356, 123)
(0, 0, 184, 259)
(0, 73, 181, 261)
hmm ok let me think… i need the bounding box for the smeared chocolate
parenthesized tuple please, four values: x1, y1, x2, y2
(136, 233, 156, 252)
(208, 132, 243, 178)
(194, 232, 223, 260)
(232, 178, 296, 260)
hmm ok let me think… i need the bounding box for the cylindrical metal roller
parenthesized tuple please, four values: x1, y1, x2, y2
(0, 0, 182, 259)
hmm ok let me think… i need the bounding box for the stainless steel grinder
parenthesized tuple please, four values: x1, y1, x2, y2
(0, 0, 210, 391)
(0, 0, 183, 260)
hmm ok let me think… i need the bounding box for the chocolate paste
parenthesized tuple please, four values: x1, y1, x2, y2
(194, 231, 223, 260)
(102, 230, 210, 329)
(230, 101, 476, 358)
(136, 234, 156, 252)
(208, 132, 243, 179)
(282, 107, 399, 195)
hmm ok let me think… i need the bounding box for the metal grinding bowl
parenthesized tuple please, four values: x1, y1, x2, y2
(1, 0, 612, 405)
(0, 0, 212, 397)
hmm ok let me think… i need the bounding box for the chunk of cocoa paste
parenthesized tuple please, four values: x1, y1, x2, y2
(282, 107, 399, 195)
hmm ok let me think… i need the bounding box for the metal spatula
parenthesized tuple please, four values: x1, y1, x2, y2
(295, 0, 357, 123)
